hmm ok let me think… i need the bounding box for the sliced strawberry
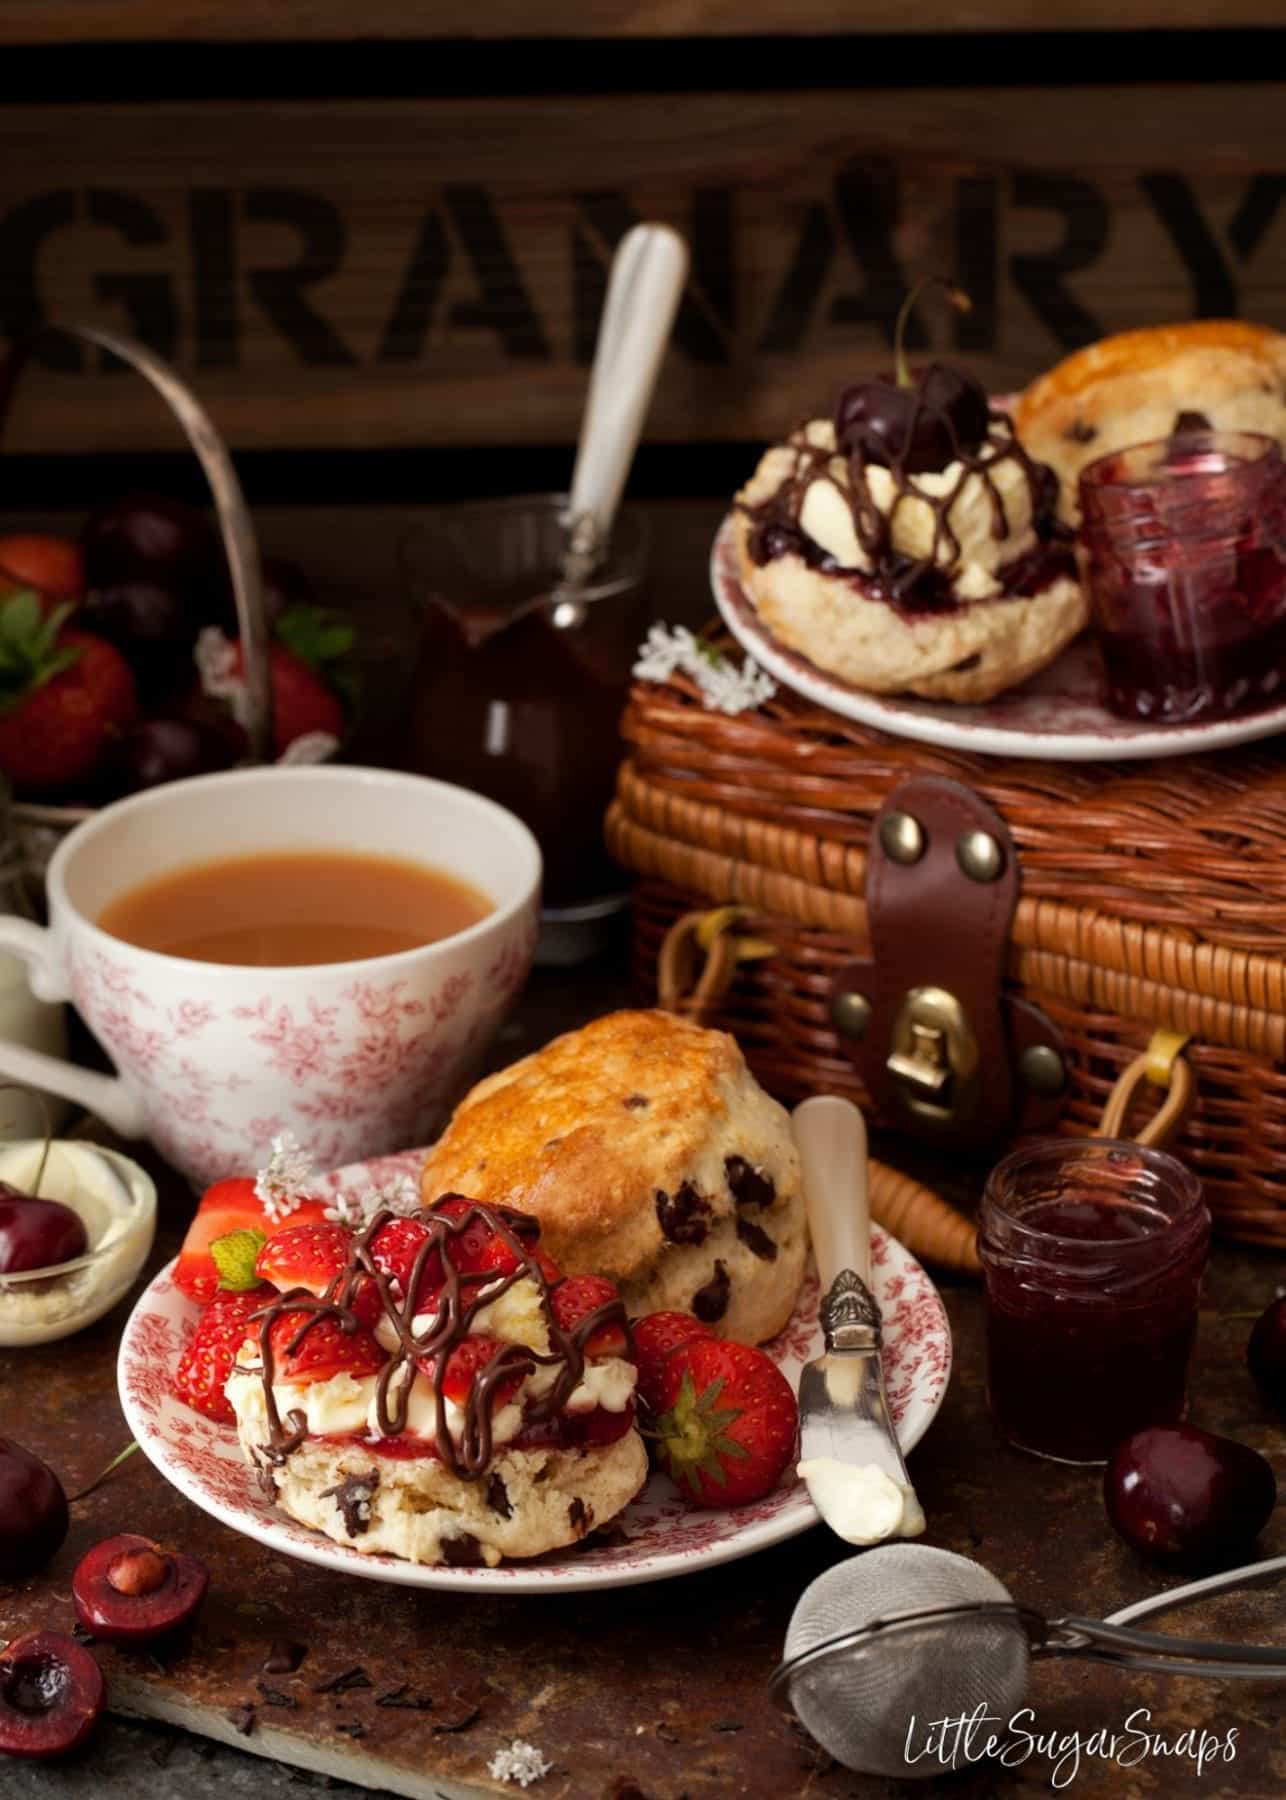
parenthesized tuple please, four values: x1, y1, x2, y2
(173, 1289, 269, 1424)
(422, 1333, 530, 1411)
(255, 1220, 382, 1328)
(532, 1247, 563, 1286)
(174, 1177, 327, 1305)
(631, 1311, 716, 1415)
(268, 1309, 384, 1386)
(562, 1399, 637, 1448)
(427, 1194, 538, 1280)
(550, 1275, 628, 1359)
(256, 1221, 350, 1294)
(652, 1338, 798, 1508)
(368, 1215, 436, 1305)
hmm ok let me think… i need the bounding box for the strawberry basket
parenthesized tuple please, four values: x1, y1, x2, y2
(0, 322, 276, 883)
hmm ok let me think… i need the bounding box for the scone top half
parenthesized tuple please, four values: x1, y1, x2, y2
(421, 1010, 808, 1347)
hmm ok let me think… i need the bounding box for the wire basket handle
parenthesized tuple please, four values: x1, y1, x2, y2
(0, 325, 272, 761)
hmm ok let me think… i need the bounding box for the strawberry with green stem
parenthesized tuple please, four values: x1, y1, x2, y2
(0, 592, 137, 794)
(650, 1337, 798, 1507)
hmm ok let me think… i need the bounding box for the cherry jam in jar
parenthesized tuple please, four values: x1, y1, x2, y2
(978, 1139, 1210, 1465)
(1078, 431, 1286, 723)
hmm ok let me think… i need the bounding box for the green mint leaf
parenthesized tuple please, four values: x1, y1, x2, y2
(275, 604, 356, 669)
(210, 1226, 268, 1292)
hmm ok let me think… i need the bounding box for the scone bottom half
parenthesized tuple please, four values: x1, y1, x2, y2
(226, 1194, 647, 1568)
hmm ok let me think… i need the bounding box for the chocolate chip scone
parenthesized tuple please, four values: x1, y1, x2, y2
(420, 1011, 806, 1346)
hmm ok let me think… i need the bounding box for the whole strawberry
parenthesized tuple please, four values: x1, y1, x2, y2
(0, 593, 137, 794)
(632, 1311, 715, 1415)
(651, 1338, 798, 1507)
(194, 625, 347, 758)
(174, 1288, 272, 1424)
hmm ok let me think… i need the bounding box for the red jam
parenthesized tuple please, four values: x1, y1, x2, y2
(1078, 431, 1286, 723)
(978, 1140, 1210, 1464)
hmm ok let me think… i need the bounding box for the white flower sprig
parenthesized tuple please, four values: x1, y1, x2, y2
(488, 1740, 553, 1788)
(254, 1131, 317, 1224)
(323, 1172, 422, 1231)
(633, 623, 776, 716)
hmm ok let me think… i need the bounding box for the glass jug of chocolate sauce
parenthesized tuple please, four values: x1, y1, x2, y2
(400, 497, 650, 934)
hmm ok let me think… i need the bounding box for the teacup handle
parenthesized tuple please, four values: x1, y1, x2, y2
(0, 917, 148, 1137)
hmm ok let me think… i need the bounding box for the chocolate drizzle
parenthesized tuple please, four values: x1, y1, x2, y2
(740, 400, 1071, 618)
(248, 1197, 628, 1484)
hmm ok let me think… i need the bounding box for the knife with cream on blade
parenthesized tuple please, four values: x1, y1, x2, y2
(792, 1095, 925, 1544)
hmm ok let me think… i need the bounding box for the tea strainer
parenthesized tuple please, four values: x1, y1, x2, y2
(772, 1543, 1286, 1779)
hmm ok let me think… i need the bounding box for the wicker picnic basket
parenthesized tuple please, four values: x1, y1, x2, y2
(607, 659, 1286, 1251)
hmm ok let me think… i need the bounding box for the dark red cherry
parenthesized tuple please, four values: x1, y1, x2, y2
(0, 1185, 87, 1274)
(0, 1438, 69, 1577)
(1247, 1295, 1286, 1409)
(836, 362, 991, 474)
(72, 1533, 209, 1645)
(0, 1632, 104, 1759)
(82, 493, 216, 591)
(1105, 1424, 1276, 1568)
(118, 717, 235, 793)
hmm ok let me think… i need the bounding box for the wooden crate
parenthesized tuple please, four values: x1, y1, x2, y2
(0, 6, 1282, 464)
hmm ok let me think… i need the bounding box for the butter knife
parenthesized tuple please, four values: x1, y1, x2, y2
(792, 1095, 926, 1544)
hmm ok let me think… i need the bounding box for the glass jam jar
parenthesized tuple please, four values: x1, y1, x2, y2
(1078, 430, 1286, 724)
(400, 496, 650, 932)
(978, 1139, 1210, 1464)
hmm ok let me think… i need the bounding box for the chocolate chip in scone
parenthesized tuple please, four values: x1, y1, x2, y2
(320, 1470, 378, 1539)
(568, 1496, 593, 1534)
(623, 1093, 649, 1110)
(1064, 419, 1098, 444)
(724, 1156, 775, 1210)
(441, 1533, 485, 1567)
(228, 1704, 256, 1737)
(735, 1216, 778, 1261)
(656, 1181, 712, 1245)
(263, 1638, 306, 1675)
(692, 1260, 731, 1323)
(486, 1472, 512, 1518)
(1172, 409, 1212, 437)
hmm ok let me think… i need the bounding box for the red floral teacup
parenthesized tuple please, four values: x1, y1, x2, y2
(0, 766, 540, 1187)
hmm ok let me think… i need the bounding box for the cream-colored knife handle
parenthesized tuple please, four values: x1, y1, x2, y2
(793, 1095, 871, 1293)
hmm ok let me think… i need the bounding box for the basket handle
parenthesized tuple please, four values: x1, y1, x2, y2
(0, 325, 272, 761)
(1095, 1028, 1195, 1151)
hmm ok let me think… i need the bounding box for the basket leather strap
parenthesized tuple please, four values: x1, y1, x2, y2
(832, 774, 1065, 1151)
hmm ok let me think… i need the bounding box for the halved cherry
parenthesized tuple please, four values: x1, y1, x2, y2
(72, 1534, 209, 1645)
(0, 1631, 104, 1758)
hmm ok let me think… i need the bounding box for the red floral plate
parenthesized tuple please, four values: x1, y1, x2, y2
(118, 1149, 951, 1593)
(712, 514, 1286, 763)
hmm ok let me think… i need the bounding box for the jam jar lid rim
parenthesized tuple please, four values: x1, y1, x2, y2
(1078, 428, 1283, 495)
(982, 1135, 1207, 1250)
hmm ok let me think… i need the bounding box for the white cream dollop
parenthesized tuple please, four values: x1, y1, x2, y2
(797, 1457, 926, 1546)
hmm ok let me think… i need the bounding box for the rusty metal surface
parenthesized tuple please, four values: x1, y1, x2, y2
(2, 957, 1285, 1797)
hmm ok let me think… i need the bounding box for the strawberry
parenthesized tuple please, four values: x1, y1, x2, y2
(631, 1311, 715, 1414)
(173, 1289, 269, 1424)
(0, 596, 137, 795)
(196, 628, 346, 758)
(423, 1333, 530, 1411)
(0, 534, 84, 602)
(651, 1338, 798, 1508)
(174, 1177, 328, 1305)
(256, 1220, 350, 1294)
(368, 1215, 434, 1304)
(428, 1195, 539, 1281)
(255, 1220, 381, 1328)
(550, 1275, 628, 1359)
(268, 1309, 384, 1386)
